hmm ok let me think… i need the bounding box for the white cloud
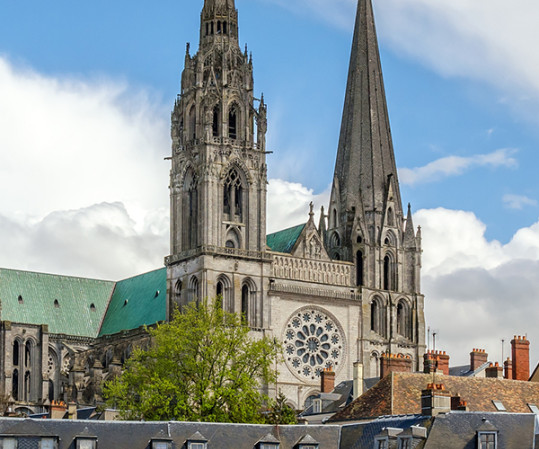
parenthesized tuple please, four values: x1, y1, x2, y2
(502, 194, 537, 210)
(0, 56, 170, 222)
(398, 149, 517, 185)
(267, 179, 330, 233)
(418, 207, 539, 365)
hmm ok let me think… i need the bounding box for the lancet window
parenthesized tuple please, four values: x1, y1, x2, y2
(371, 297, 387, 337)
(223, 168, 244, 220)
(397, 299, 413, 340)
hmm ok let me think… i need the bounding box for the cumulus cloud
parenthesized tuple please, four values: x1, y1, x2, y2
(418, 207, 539, 365)
(502, 194, 537, 210)
(0, 203, 168, 280)
(399, 149, 517, 185)
(267, 179, 330, 233)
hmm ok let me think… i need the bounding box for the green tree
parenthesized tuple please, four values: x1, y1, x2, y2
(264, 392, 298, 425)
(104, 300, 280, 423)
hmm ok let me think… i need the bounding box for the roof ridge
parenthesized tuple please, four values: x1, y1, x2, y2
(266, 222, 306, 237)
(0, 267, 114, 283)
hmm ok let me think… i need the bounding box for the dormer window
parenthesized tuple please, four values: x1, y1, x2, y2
(151, 441, 172, 449)
(40, 438, 58, 449)
(374, 438, 388, 449)
(257, 433, 280, 449)
(398, 437, 412, 449)
(0, 438, 17, 449)
(478, 432, 497, 449)
(76, 437, 97, 449)
(296, 434, 319, 449)
(185, 432, 207, 449)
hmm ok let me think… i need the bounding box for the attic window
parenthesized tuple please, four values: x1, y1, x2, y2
(492, 400, 506, 411)
(123, 299, 129, 306)
(398, 437, 412, 449)
(90, 304, 96, 312)
(152, 442, 172, 449)
(54, 299, 60, 308)
(76, 438, 97, 449)
(18, 295, 23, 304)
(374, 438, 389, 449)
(155, 290, 160, 298)
(528, 403, 539, 414)
(478, 432, 497, 449)
(0, 438, 17, 449)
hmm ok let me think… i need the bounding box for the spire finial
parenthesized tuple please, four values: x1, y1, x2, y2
(309, 202, 315, 219)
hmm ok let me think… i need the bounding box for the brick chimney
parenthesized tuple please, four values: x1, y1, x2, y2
(321, 367, 335, 393)
(423, 351, 449, 375)
(50, 400, 68, 420)
(380, 353, 413, 378)
(504, 357, 513, 380)
(511, 335, 530, 381)
(470, 348, 488, 371)
(421, 383, 451, 416)
(485, 362, 503, 379)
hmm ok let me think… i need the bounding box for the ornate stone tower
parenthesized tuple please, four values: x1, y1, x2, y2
(326, 0, 425, 375)
(166, 0, 271, 326)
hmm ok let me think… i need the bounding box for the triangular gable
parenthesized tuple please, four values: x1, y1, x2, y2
(266, 224, 306, 254)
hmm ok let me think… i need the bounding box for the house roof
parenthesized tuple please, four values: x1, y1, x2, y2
(424, 412, 536, 449)
(330, 372, 539, 422)
(266, 224, 306, 253)
(0, 268, 114, 337)
(98, 268, 167, 337)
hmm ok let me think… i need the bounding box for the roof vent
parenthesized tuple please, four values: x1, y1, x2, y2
(18, 295, 23, 304)
(155, 290, 160, 298)
(54, 299, 60, 308)
(124, 299, 129, 306)
(90, 303, 96, 312)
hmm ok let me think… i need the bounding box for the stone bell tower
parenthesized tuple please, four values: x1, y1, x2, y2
(166, 0, 271, 327)
(326, 0, 426, 376)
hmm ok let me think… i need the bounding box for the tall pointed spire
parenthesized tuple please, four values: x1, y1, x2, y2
(333, 0, 402, 217)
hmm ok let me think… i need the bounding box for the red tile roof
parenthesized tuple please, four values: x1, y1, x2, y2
(330, 372, 539, 422)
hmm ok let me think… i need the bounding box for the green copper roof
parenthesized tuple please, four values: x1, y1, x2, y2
(0, 268, 115, 337)
(98, 268, 167, 337)
(266, 223, 306, 253)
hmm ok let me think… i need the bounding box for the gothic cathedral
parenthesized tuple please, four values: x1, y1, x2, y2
(166, 0, 426, 408)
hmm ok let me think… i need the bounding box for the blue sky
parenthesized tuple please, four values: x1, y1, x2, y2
(2, 0, 539, 365)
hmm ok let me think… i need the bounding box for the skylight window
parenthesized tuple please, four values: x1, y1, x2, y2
(492, 400, 506, 411)
(528, 403, 539, 414)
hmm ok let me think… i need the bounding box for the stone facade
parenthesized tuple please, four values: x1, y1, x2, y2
(166, 0, 426, 409)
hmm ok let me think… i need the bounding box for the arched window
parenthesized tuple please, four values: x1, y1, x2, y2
(383, 254, 396, 290)
(332, 209, 337, 227)
(48, 380, 54, 402)
(12, 369, 18, 401)
(13, 341, 19, 366)
(24, 371, 31, 401)
(217, 21, 221, 34)
(228, 105, 238, 139)
(183, 169, 199, 250)
(174, 280, 183, 304)
(190, 277, 200, 305)
(210, 22, 214, 35)
(371, 297, 386, 337)
(212, 104, 220, 137)
(223, 21, 227, 34)
(370, 352, 380, 378)
(216, 275, 233, 312)
(205, 23, 209, 36)
(356, 250, 364, 286)
(223, 168, 244, 220)
(188, 105, 196, 140)
(387, 207, 394, 226)
(241, 284, 249, 324)
(330, 232, 340, 248)
(25, 341, 32, 368)
(397, 300, 413, 340)
(225, 228, 241, 249)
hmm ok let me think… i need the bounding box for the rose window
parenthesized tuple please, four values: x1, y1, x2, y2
(283, 309, 344, 381)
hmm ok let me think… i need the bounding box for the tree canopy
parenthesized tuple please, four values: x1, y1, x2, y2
(104, 300, 281, 423)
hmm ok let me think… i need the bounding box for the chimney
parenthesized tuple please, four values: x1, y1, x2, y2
(50, 400, 68, 420)
(353, 362, 364, 399)
(421, 383, 451, 416)
(504, 357, 513, 380)
(511, 335, 530, 381)
(470, 348, 488, 371)
(67, 402, 77, 420)
(321, 367, 335, 393)
(485, 362, 503, 379)
(423, 350, 449, 375)
(380, 353, 413, 378)
(450, 394, 469, 411)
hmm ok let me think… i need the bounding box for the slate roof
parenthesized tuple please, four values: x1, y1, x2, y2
(340, 415, 430, 449)
(330, 372, 539, 422)
(424, 412, 536, 449)
(0, 268, 115, 337)
(0, 419, 342, 449)
(266, 224, 306, 253)
(98, 268, 167, 337)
